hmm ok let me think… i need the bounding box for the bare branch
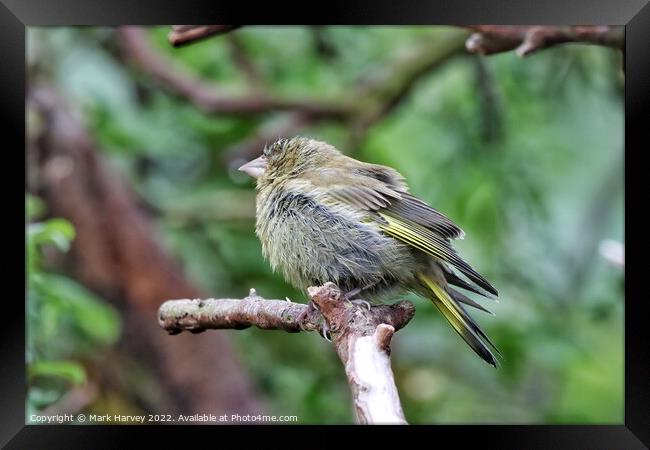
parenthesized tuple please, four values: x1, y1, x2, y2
(169, 25, 242, 47)
(159, 291, 323, 335)
(229, 29, 470, 158)
(307, 284, 412, 424)
(119, 26, 468, 150)
(159, 282, 416, 424)
(117, 27, 470, 163)
(159, 285, 415, 338)
(465, 25, 624, 57)
(117, 27, 351, 117)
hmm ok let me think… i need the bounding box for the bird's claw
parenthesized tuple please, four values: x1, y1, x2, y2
(321, 321, 332, 342)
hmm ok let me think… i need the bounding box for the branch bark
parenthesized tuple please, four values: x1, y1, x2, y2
(166, 25, 623, 59)
(159, 282, 416, 424)
(465, 25, 624, 57)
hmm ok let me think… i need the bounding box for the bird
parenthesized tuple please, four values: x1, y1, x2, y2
(238, 136, 500, 366)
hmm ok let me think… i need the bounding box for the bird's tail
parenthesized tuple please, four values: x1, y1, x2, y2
(416, 273, 500, 367)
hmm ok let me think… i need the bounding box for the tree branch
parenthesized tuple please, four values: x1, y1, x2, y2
(117, 27, 351, 117)
(159, 282, 416, 424)
(118, 27, 468, 130)
(168, 25, 242, 47)
(465, 25, 624, 57)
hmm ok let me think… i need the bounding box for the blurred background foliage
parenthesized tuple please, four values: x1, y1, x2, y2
(26, 26, 623, 424)
(26, 195, 121, 415)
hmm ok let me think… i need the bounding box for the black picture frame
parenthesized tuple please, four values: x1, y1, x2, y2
(5, 0, 648, 447)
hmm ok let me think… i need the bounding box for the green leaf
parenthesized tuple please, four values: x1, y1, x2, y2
(38, 273, 121, 345)
(29, 360, 87, 386)
(28, 218, 76, 252)
(26, 193, 46, 221)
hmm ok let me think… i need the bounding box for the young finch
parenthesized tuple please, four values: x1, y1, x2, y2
(239, 137, 500, 366)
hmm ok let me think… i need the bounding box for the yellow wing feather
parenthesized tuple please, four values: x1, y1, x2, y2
(418, 274, 498, 366)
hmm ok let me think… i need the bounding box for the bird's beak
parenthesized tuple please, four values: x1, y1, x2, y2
(238, 155, 267, 178)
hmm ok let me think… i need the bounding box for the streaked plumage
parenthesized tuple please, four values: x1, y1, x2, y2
(239, 137, 500, 366)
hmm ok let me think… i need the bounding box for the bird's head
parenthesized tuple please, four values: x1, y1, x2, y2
(238, 136, 340, 184)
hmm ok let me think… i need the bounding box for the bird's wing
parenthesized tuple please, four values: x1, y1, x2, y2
(307, 163, 464, 237)
(352, 164, 465, 239)
(377, 212, 497, 296)
(387, 193, 465, 240)
(304, 163, 497, 296)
